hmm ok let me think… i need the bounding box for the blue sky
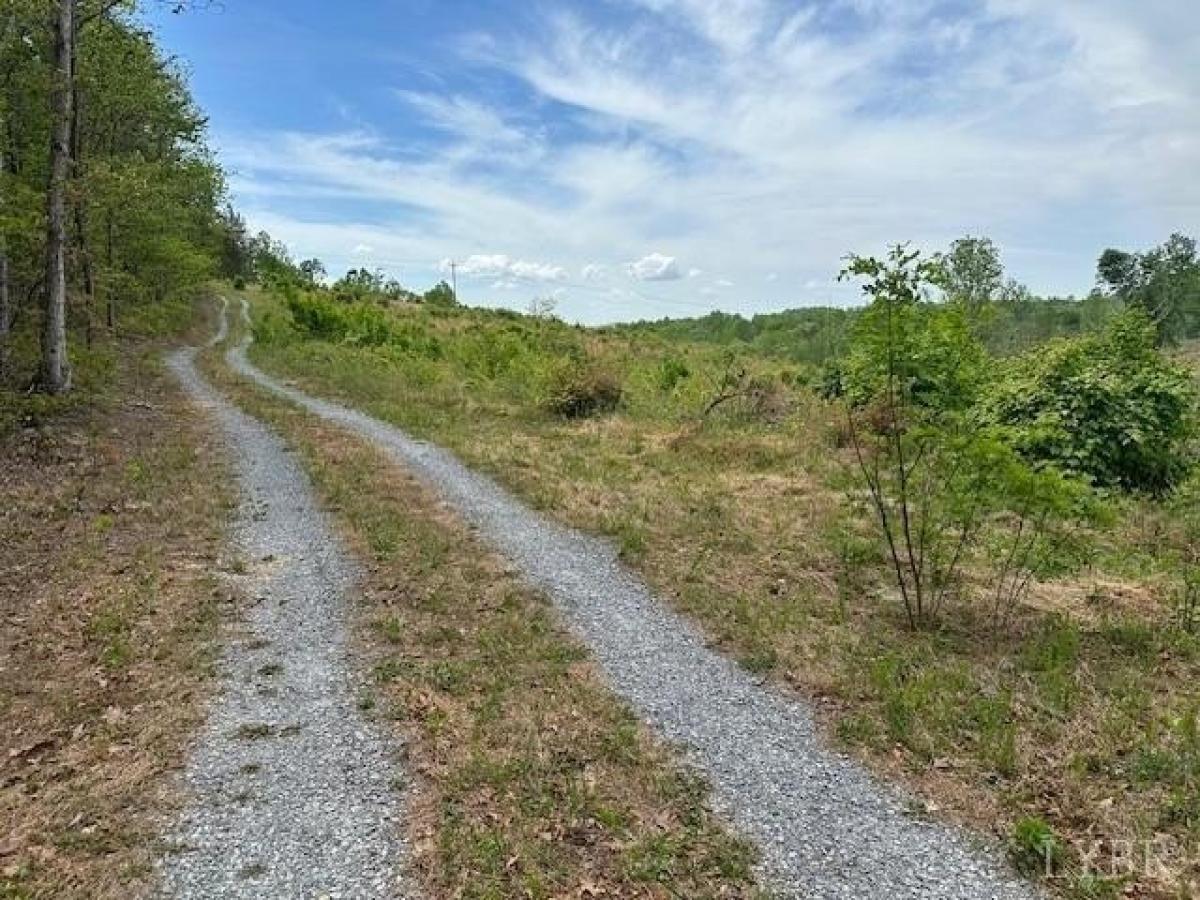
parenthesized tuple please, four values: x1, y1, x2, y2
(148, 0, 1199, 324)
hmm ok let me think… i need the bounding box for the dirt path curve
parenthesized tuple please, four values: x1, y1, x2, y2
(229, 298, 1040, 900)
(157, 301, 415, 898)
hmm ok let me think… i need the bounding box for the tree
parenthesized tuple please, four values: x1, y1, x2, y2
(423, 279, 457, 307)
(298, 258, 325, 285)
(839, 245, 1076, 628)
(939, 235, 1004, 313)
(0, 0, 230, 387)
(38, 0, 74, 393)
(1096, 234, 1200, 345)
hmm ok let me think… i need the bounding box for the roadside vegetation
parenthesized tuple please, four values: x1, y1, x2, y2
(202, 309, 763, 900)
(0, 304, 233, 899)
(239, 231, 1200, 898)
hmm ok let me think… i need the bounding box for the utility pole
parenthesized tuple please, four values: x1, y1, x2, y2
(449, 260, 458, 304)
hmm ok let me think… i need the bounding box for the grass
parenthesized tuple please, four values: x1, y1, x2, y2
(202, 308, 764, 899)
(0, 299, 233, 899)
(244, 288, 1200, 898)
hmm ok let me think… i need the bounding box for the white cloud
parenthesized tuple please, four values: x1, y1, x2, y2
(351, 243, 374, 256)
(627, 252, 682, 281)
(397, 91, 526, 145)
(444, 253, 567, 282)
(220, 0, 1200, 323)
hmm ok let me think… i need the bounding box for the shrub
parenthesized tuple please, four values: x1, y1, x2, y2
(656, 356, 691, 393)
(980, 310, 1198, 494)
(544, 362, 623, 418)
(284, 293, 399, 347)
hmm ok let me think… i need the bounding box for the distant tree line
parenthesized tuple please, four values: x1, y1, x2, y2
(616, 234, 1200, 363)
(224, 225, 459, 309)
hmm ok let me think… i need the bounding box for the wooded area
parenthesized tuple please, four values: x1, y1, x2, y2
(0, 0, 234, 394)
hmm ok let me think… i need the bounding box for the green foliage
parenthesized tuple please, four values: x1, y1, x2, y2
(286, 291, 398, 346)
(840, 246, 1082, 627)
(937, 235, 1003, 312)
(981, 310, 1198, 494)
(424, 280, 458, 307)
(1097, 233, 1200, 345)
(611, 307, 853, 365)
(844, 300, 987, 413)
(656, 356, 690, 392)
(1008, 817, 1064, 876)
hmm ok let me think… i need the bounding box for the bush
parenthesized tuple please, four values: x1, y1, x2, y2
(980, 310, 1198, 494)
(544, 363, 623, 418)
(842, 254, 987, 414)
(285, 293, 398, 347)
(656, 357, 691, 392)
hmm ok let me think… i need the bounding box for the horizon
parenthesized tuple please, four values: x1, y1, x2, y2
(148, 0, 1198, 325)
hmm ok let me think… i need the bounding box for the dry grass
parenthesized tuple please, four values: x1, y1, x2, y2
(202, 336, 763, 899)
(246, 294, 1200, 898)
(0, 342, 232, 899)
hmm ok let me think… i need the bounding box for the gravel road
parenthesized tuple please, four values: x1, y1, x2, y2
(158, 302, 414, 899)
(228, 298, 1041, 899)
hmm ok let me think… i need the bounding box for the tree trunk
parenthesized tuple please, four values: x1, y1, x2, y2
(105, 210, 115, 330)
(0, 243, 10, 382)
(71, 70, 95, 348)
(0, 113, 10, 381)
(38, 0, 74, 394)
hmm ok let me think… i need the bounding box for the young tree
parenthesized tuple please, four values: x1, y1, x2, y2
(840, 245, 1076, 627)
(298, 258, 325, 285)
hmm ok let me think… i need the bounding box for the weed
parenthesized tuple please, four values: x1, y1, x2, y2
(1009, 816, 1063, 876)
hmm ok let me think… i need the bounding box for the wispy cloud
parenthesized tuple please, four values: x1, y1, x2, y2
(220, 0, 1199, 323)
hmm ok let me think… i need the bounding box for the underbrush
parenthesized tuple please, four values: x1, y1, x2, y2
(244, 287, 1200, 897)
(0, 291, 206, 437)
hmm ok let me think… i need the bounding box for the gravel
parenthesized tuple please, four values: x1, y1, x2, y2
(229, 298, 1042, 899)
(158, 303, 414, 899)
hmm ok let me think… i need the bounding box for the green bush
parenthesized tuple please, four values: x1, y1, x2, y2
(544, 362, 623, 418)
(843, 284, 987, 413)
(284, 292, 398, 346)
(980, 310, 1198, 494)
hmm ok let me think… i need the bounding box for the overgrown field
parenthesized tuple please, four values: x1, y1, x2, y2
(0, 300, 233, 899)
(204, 307, 763, 899)
(246, 283, 1200, 899)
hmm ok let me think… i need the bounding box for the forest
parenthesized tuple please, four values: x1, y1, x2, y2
(0, 0, 240, 409)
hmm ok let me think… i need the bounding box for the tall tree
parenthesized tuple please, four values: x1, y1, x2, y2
(1097, 234, 1200, 345)
(38, 0, 74, 393)
(939, 235, 1004, 313)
